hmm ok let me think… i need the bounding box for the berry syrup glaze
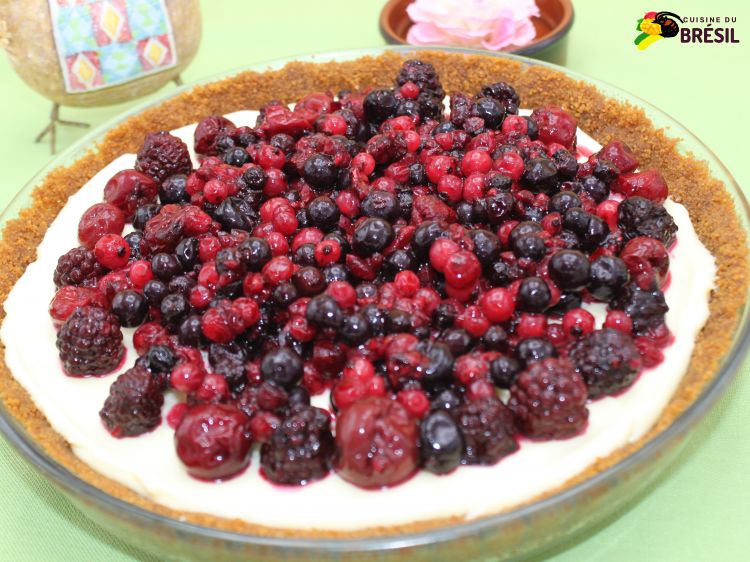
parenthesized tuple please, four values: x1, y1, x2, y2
(2, 62, 715, 531)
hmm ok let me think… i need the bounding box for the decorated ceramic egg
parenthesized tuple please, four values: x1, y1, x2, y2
(0, 0, 201, 107)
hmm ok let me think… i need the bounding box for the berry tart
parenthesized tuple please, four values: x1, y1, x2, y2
(0, 52, 747, 540)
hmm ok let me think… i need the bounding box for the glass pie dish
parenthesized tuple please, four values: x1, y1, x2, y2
(0, 46, 748, 562)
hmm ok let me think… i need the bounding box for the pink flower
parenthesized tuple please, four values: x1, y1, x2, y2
(406, 0, 539, 51)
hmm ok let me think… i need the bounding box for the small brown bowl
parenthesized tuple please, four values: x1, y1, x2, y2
(380, 0, 574, 65)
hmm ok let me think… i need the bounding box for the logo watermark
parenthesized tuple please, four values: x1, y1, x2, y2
(635, 11, 739, 50)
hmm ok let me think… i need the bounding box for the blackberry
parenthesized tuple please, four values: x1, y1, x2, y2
(479, 81, 520, 110)
(420, 410, 464, 475)
(135, 131, 192, 182)
(611, 282, 669, 335)
(509, 358, 589, 439)
(395, 59, 445, 103)
(56, 306, 124, 376)
(618, 196, 678, 246)
(260, 405, 334, 485)
(456, 396, 517, 465)
(53, 247, 104, 288)
(209, 343, 248, 393)
(100, 366, 164, 437)
(569, 329, 643, 398)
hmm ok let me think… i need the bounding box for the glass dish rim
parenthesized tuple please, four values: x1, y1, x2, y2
(0, 45, 748, 553)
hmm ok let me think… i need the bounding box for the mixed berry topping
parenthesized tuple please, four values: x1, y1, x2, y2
(49, 60, 679, 487)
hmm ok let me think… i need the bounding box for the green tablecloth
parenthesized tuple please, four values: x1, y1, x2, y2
(1, 1, 748, 559)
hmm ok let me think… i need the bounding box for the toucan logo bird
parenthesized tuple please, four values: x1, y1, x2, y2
(635, 11, 683, 50)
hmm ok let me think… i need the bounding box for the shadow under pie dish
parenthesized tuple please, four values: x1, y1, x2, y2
(0, 47, 748, 562)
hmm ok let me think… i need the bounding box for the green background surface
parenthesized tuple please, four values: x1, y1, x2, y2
(1, 0, 749, 560)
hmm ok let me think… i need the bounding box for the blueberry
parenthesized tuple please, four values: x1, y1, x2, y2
(159, 174, 189, 204)
(151, 253, 182, 281)
(111, 290, 147, 327)
(548, 250, 591, 291)
(178, 315, 203, 346)
(306, 295, 343, 330)
(420, 410, 464, 475)
(223, 147, 250, 167)
(143, 279, 168, 305)
(292, 266, 326, 296)
(469, 229, 500, 265)
(522, 157, 558, 193)
(516, 277, 551, 312)
(175, 237, 198, 269)
(549, 191, 582, 214)
(589, 255, 630, 301)
(307, 196, 340, 231)
(473, 96, 504, 129)
(143, 344, 176, 374)
(133, 203, 161, 231)
(361, 190, 399, 222)
(160, 293, 189, 324)
(432, 303, 457, 329)
(293, 243, 317, 266)
(515, 337, 557, 366)
(363, 89, 398, 124)
(490, 355, 521, 388)
(239, 237, 271, 271)
(352, 218, 393, 257)
(340, 313, 370, 345)
(242, 166, 266, 190)
(261, 347, 303, 388)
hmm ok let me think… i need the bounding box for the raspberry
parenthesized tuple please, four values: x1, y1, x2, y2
(456, 396, 517, 465)
(49, 285, 108, 324)
(53, 247, 104, 288)
(103, 169, 159, 220)
(56, 306, 124, 376)
(569, 328, 643, 398)
(260, 405, 334, 485)
(99, 366, 164, 437)
(175, 404, 252, 481)
(509, 358, 589, 439)
(135, 131, 192, 182)
(335, 396, 419, 488)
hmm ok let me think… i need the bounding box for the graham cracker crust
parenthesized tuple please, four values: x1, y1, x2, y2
(0, 51, 747, 538)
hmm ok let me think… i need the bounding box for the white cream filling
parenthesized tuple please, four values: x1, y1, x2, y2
(1, 110, 716, 531)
